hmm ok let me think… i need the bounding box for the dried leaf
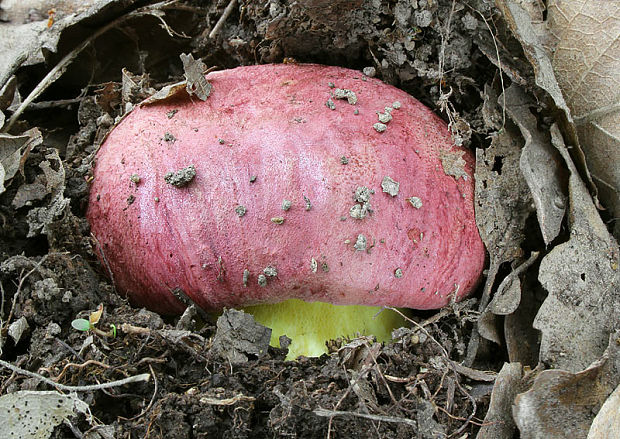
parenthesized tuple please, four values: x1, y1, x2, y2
(476, 362, 523, 439)
(471, 84, 533, 351)
(587, 383, 620, 439)
(121, 68, 154, 111)
(11, 180, 48, 208)
(503, 83, 567, 245)
(0, 390, 89, 439)
(495, 0, 590, 195)
(180, 53, 212, 101)
(26, 149, 70, 237)
(0, 128, 41, 195)
(0, 0, 128, 88)
(513, 331, 620, 439)
(140, 81, 188, 106)
(534, 125, 620, 372)
(475, 85, 532, 273)
(212, 309, 271, 364)
(546, 0, 620, 237)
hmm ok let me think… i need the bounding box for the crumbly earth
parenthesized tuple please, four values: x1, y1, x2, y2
(0, 1, 512, 437)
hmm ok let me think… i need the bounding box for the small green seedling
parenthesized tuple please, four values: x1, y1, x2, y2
(71, 304, 117, 338)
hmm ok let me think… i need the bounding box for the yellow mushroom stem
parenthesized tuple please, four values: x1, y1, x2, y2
(243, 299, 408, 360)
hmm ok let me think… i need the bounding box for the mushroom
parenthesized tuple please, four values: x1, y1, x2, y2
(87, 64, 485, 358)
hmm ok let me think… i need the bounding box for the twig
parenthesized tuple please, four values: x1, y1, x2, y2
(314, 407, 417, 427)
(200, 393, 256, 406)
(91, 233, 116, 293)
(119, 365, 159, 421)
(0, 358, 150, 392)
(386, 307, 479, 436)
(208, 0, 237, 39)
(51, 359, 112, 383)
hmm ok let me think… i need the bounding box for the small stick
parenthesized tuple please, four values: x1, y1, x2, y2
(315, 407, 417, 427)
(0, 359, 150, 392)
(208, 0, 237, 39)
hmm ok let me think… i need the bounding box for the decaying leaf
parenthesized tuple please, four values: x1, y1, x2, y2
(503, 83, 567, 245)
(0, 390, 89, 439)
(534, 125, 620, 372)
(470, 83, 533, 355)
(121, 68, 155, 112)
(0, 0, 130, 88)
(0, 128, 41, 195)
(180, 53, 212, 101)
(211, 309, 271, 364)
(476, 362, 523, 439)
(587, 383, 620, 439)
(495, 0, 590, 194)
(513, 330, 620, 439)
(546, 0, 620, 237)
(26, 149, 70, 237)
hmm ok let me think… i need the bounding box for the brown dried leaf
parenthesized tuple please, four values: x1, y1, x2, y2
(26, 149, 70, 237)
(180, 53, 212, 101)
(513, 331, 620, 439)
(476, 362, 523, 439)
(534, 125, 620, 372)
(212, 309, 271, 364)
(472, 84, 533, 350)
(588, 383, 620, 439)
(546, 0, 620, 236)
(0, 127, 41, 194)
(0, 390, 89, 439)
(495, 0, 590, 195)
(0, 0, 129, 88)
(503, 84, 568, 245)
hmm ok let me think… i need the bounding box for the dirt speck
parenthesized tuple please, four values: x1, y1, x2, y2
(381, 176, 399, 196)
(164, 165, 196, 187)
(354, 234, 367, 252)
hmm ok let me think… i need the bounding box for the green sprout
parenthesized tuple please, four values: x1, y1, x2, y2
(71, 304, 117, 338)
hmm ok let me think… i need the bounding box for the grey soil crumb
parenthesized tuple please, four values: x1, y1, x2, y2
(235, 205, 247, 217)
(392, 101, 401, 109)
(354, 186, 373, 203)
(303, 195, 311, 211)
(164, 165, 196, 187)
(351, 186, 373, 219)
(310, 257, 318, 273)
(381, 176, 399, 196)
(163, 132, 176, 142)
(394, 268, 403, 278)
(373, 123, 387, 132)
(127, 195, 135, 205)
(350, 204, 370, 220)
(166, 109, 178, 119)
(408, 197, 423, 209)
(243, 269, 250, 287)
(321, 262, 329, 272)
(263, 266, 277, 277)
(377, 111, 393, 123)
(333, 88, 358, 105)
(257, 274, 267, 287)
(362, 67, 376, 77)
(340, 156, 349, 165)
(354, 234, 367, 251)
(281, 199, 292, 211)
(325, 99, 335, 110)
